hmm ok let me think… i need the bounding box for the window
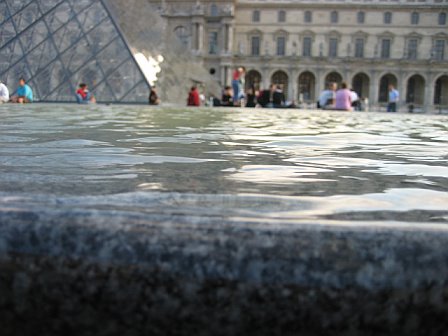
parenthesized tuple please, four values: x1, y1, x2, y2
(174, 26, 189, 48)
(439, 13, 447, 25)
(303, 37, 312, 57)
(278, 10, 286, 23)
(304, 11, 312, 23)
(407, 39, 418, 59)
(381, 39, 391, 58)
(210, 4, 218, 17)
(331, 11, 339, 24)
(208, 32, 218, 55)
(355, 38, 364, 58)
(277, 36, 286, 56)
(329, 38, 338, 57)
(384, 12, 392, 24)
(411, 12, 419, 25)
(252, 10, 260, 22)
(434, 39, 445, 60)
(357, 11, 365, 24)
(251, 36, 260, 56)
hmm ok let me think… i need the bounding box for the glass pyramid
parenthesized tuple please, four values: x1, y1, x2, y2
(0, 0, 150, 103)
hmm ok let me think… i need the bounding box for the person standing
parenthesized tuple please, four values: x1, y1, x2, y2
(387, 84, 399, 112)
(232, 67, 241, 105)
(76, 83, 96, 104)
(0, 80, 9, 103)
(149, 86, 160, 105)
(187, 86, 200, 106)
(334, 82, 352, 111)
(11, 78, 33, 104)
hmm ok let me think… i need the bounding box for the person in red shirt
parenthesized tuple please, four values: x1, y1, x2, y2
(76, 83, 96, 104)
(187, 86, 200, 106)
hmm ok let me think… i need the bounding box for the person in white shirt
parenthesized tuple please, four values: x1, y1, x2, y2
(0, 80, 9, 103)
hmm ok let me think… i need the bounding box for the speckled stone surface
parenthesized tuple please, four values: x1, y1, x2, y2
(1, 203, 448, 335)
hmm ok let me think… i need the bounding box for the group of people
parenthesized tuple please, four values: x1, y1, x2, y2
(318, 81, 361, 111)
(318, 81, 399, 112)
(0, 78, 33, 104)
(0, 78, 96, 105)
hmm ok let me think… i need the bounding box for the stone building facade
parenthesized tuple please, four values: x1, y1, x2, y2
(155, 0, 448, 112)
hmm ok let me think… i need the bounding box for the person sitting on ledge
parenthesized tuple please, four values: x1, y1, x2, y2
(149, 86, 160, 105)
(0, 80, 9, 104)
(318, 82, 336, 109)
(10, 78, 33, 104)
(187, 86, 200, 106)
(221, 86, 234, 107)
(334, 81, 353, 111)
(76, 83, 96, 104)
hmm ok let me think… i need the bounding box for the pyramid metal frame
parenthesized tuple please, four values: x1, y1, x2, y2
(0, 0, 150, 103)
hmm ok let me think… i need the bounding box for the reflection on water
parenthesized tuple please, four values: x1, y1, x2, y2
(0, 104, 447, 225)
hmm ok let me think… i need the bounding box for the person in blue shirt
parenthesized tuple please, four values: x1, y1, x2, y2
(387, 84, 399, 112)
(11, 78, 33, 104)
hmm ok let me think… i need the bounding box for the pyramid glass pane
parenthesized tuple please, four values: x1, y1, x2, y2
(0, 0, 150, 103)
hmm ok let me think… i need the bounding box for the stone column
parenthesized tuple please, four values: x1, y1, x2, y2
(262, 67, 270, 89)
(316, 68, 322, 99)
(398, 72, 406, 112)
(369, 69, 378, 111)
(290, 68, 299, 102)
(198, 23, 204, 53)
(227, 25, 234, 55)
(424, 72, 435, 113)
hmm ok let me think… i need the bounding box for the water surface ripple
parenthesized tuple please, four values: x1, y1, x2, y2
(0, 104, 447, 226)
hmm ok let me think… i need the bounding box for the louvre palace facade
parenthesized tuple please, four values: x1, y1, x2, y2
(1, 0, 447, 110)
(159, 0, 448, 112)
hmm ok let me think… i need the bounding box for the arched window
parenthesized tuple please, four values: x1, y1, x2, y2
(252, 10, 260, 22)
(174, 26, 190, 48)
(384, 12, 392, 24)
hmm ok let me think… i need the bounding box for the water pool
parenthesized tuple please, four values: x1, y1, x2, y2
(0, 104, 447, 226)
(2, 104, 448, 334)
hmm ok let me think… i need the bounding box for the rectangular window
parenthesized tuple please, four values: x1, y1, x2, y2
(411, 12, 419, 25)
(355, 38, 364, 58)
(303, 37, 312, 57)
(381, 39, 391, 58)
(208, 32, 218, 55)
(434, 39, 445, 60)
(331, 11, 339, 24)
(407, 39, 418, 59)
(251, 36, 260, 56)
(277, 36, 286, 56)
(329, 38, 338, 57)
(304, 11, 312, 23)
(357, 11, 365, 24)
(439, 13, 447, 25)
(252, 10, 260, 22)
(278, 11, 286, 23)
(384, 12, 392, 24)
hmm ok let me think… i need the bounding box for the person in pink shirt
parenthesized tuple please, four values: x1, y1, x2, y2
(334, 82, 352, 111)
